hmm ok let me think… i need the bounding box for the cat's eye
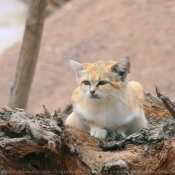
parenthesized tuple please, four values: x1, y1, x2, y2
(97, 81, 107, 86)
(84, 81, 91, 85)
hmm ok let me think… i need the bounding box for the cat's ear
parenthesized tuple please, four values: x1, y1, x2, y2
(70, 60, 86, 79)
(111, 57, 131, 82)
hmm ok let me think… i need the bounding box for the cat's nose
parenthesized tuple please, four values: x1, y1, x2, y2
(90, 90, 95, 94)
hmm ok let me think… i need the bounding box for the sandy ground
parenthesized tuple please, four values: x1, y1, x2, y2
(0, 0, 174, 114)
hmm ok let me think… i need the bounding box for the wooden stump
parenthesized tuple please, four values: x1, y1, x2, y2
(0, 91, 175, 175)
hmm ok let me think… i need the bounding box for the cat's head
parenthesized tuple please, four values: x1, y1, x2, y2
(70, 58, 131, 100)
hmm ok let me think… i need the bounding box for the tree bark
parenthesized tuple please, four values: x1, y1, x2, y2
(8, 0, 48, 109)
(1, 91, 175, 175)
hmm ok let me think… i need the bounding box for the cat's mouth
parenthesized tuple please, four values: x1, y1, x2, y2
(90, 95, 100, 99)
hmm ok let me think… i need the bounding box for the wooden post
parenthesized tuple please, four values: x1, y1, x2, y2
(8, 0, 48, 109)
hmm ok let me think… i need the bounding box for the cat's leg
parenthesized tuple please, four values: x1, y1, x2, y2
(65, 112, 90, 132)
(125, 109, 148, 136)
(87, 121, 107, 139)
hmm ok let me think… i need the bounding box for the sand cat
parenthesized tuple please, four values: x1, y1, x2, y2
(65, 58, 147, 139)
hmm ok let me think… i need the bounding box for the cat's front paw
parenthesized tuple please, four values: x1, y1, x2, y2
(90, 127, 107, 139)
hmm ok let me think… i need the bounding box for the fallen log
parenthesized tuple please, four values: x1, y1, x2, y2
(0, 90, 174, 175)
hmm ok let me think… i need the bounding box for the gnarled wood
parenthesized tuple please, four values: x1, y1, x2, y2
(0, 107, 91, 174)
(0, 91, 175, 174)
(155, 85, 175, 119)
(144, 92, 171, 119)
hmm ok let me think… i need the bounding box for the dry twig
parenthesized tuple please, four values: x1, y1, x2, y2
(155, 85, 175, 119)
(43, 104, 53, 119)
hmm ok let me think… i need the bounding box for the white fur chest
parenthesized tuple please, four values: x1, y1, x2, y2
(74, 98, 140, 130)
